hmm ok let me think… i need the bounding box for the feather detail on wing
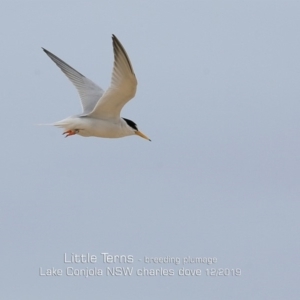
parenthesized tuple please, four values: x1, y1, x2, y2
(42, 48, 104, 114)
(88, 35, 137, 120)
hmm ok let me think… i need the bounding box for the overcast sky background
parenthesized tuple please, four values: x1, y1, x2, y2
(1, 1, 299, 299)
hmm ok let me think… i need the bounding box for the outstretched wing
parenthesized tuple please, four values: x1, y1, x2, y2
(88, 35, 137, 120)
(42, 48, 104, 114)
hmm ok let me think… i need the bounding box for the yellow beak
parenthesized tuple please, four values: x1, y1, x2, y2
(135, 130, 151, 141)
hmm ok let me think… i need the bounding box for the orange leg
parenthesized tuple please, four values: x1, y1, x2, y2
(63, 130, 78, 137)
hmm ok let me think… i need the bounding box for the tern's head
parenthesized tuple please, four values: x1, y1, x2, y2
(123, 118, 151, 141)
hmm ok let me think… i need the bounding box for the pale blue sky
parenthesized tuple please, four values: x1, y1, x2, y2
(1, 1, 299, 299)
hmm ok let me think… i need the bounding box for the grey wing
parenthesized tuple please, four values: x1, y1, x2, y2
(88, 35, 137, 120)
(42, 48, 104, 114)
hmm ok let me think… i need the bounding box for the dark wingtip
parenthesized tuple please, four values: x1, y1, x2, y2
(112, 34, 119, 45)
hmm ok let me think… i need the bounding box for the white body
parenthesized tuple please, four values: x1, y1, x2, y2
(55, 116, 134, 138)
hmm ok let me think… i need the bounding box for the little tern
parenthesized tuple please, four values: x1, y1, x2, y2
(42, 34, 151, 141)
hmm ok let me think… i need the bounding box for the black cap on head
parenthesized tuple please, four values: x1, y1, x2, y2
(123, 118, 138, 131)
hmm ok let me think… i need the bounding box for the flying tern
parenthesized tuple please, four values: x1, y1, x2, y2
(42, 34, 150, 141)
